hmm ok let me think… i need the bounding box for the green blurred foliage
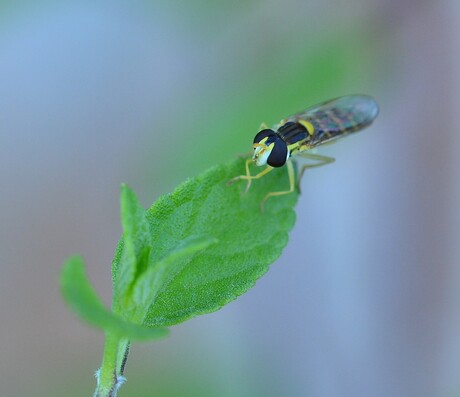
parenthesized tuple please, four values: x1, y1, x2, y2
(141, 25, 378, 187)
(197, 31, 377, 155)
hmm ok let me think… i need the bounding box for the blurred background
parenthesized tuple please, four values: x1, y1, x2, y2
(0, 1, 458, 396)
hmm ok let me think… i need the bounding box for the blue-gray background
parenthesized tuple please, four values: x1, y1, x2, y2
(1, 1, 458, 396)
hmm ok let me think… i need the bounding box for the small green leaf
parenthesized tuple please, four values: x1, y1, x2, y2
(60, 256, 167, 340)
(113, 157, 298, 327)
(114, 184, 153, 306)
(133, 235, 217, 308)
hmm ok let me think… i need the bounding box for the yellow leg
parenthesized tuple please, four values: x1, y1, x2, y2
(260, 160, 295, 212)
(296, 153, 335, 193)
(227, 161, 274, 194)
(243, 157, 252, 192)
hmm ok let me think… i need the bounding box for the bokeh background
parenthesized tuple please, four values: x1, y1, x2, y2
(1, 1, 458, 396)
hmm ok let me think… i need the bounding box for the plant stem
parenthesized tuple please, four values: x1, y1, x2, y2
(93, 332, 128, 397)
(117, 340, 130, 375)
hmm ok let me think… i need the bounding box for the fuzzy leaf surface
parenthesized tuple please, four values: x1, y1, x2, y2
(112, 157, 299, 327)
(60, 256, 168, 340)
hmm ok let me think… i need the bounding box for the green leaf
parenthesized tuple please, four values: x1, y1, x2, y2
(60, 256, 167, 340)
(112, 157, 298, 327)
(114, 184, 153, 306)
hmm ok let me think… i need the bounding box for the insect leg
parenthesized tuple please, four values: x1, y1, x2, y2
(296, 153, 335, 193)
(243, 157, 253, 192)
(260, 160, 295, 212)
(227, 161, 274, 194)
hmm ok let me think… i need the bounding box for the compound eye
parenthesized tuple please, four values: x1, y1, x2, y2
(253, 129, 275, 144)
(267, 139, 288, 167)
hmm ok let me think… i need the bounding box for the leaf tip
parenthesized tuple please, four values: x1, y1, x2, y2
(120, 183, 133, 199)
(60, 255, 84, 285)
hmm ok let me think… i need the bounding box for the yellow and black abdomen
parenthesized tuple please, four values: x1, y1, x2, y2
(288, 95, 379, 147)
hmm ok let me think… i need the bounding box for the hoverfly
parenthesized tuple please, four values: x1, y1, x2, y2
(228, 95, 379, 210)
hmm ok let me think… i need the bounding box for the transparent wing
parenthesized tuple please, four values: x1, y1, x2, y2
(284, 95, 379, 146)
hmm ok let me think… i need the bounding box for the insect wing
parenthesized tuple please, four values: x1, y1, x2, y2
(285, 95, 379, 146)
